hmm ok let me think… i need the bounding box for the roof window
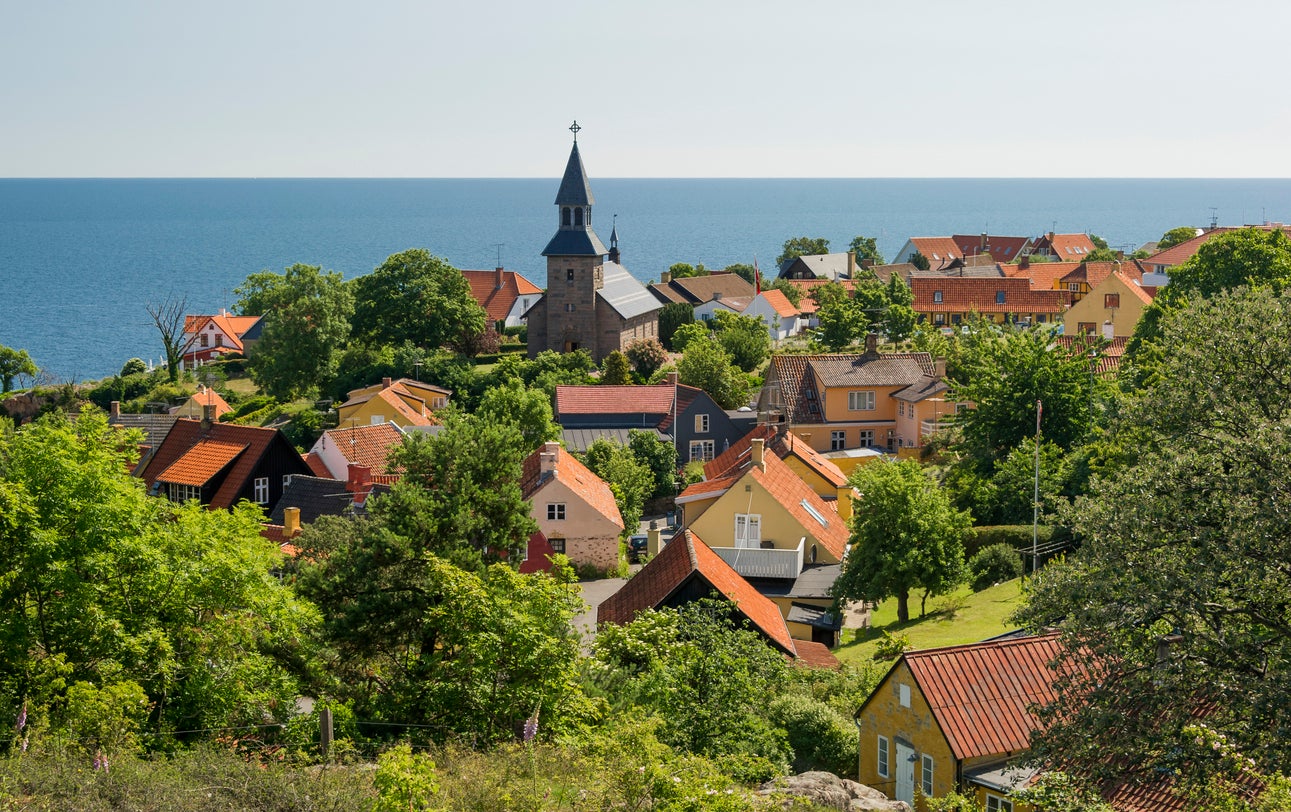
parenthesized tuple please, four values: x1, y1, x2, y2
(801, 499, 829, 527)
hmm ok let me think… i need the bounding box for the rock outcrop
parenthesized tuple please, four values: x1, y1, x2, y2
(758, 771, 912, 811)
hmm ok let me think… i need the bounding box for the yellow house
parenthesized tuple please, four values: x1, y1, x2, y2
(675, 438, 851, 647)
(171, 385, 233, 420)
(855, 635, 1066, 811)
(760, 340, 965, 454)
(705, 425, 850, 502)
(336, 377, 449, 429)
(1063, 269, 1156, 340)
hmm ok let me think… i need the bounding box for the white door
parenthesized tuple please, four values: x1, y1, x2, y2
(895, 742, 914, 805)
(734, 514, 761, 548)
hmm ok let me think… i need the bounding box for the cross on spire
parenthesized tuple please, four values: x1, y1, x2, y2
(569, 120, 581, 142)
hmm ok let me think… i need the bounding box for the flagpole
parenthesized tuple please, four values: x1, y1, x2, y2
(1032, 398, 1042, 576)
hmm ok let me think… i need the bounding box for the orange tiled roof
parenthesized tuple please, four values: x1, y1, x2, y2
(758, 289, 800, 318)
(792, 639, 841, 668)
(304, 451, 331, 478)
(706, 425, 847, 490)
(318, 422, 405, 476)
(747, 454, 849, 561)
(908, 237, 964, 267)
(1036, 233, 1096, 259)
(782, 279, 862, 315)
(951, 234, 1030, 262)
(139, 419, 303, 510)
(186, 387, 233, 418)
(521, 444, 624, 531)
(912, 276, 1071, 315)
(1004, 261, 1083, 290)
(675, 473, 738, 503)
(462, 269, 543, 323)
(597, 529, 798, 657)
(372, 386, 435, 427)
(898, 633, 1065, 761)
(154, 439, 248, 487)
(1141, 227, 1250, 269)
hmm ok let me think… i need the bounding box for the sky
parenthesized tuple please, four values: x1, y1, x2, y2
(3, 0, 1289, 178)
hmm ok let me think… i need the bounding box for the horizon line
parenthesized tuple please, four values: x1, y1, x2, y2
(3, 176, 1291, 182)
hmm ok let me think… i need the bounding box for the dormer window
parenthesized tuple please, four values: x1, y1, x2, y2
(995, 291, 1006, 304)
(933, 291, 943, 303)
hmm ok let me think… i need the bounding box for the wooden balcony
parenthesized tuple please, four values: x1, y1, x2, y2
(711, 538, 805, 579)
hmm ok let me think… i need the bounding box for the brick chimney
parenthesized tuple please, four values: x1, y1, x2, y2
(1019, 255, 1030, 270)
(865, 333, 878, 354)
(109, 400, 121, 421)
(283, 506, 301, 537)
(539, 442, 560, 477)
(835, 486, 854, 521)
(495, 265, 505, 289)
(382, 377, 393, 389)
(934, 356, 947, 379)
(751, 437, 766, 471)
(347, 463, 373, 505)
(666, 371, 678, 386)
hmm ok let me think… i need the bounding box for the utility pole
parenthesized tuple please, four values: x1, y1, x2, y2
(1032, 399, 1042, 575)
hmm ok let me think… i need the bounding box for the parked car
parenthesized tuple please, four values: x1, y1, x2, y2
(628, 534, 648, 563)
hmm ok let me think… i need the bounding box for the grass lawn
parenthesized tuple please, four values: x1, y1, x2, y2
(833, 578, 1027, 665)
(222, 376, 260, 397)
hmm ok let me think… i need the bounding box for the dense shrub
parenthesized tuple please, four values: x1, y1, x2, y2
(967, 524, 1071, 560)
(119, 357, 147, 376)
(225, 394, 277, 421)
(766, 693, 858, 776)
(968, 543, 1024, 591)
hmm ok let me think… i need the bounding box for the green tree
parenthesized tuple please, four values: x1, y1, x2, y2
(723, 263, 758, 285)
(1157, 226, 1199, 251)
(776, 236, 830, 267)
(1017, 287, 1291, 787)
(657, 302, 695, 351)
(677, 339, 750, 410)
(814, 285, 863, 351)
(350, 249, 487, 352)
(0, 345, 38, 393)
(832, 460, 970, 622)
(711, 310, 771, 372)
(1089, 233, 1110, 251)
(951, 329, 1104, 470)
(383, 408, 537, 570)
(848, 235, 885, 266)
(1084, 247, 1120, 262)
(583, 438, 652, 534)
(0, 412, 316, 740)
(909, 251, 930, 271)
(600, 350, 632, 385)
(475, 379, 561, 451)
(624, 337, 667, 379)
(235, 263, 354, 400)
(768, 277, 803, 306)
(628, 428, 678, 500)
(668, 262, 708, 279)
(670, 321, 710, 354)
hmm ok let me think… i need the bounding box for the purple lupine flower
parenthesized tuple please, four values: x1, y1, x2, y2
(523, 707, 540, 743)
(93, 750, 109, 773)
(19, 737, 27, 753)
(15, 702, 26, 733)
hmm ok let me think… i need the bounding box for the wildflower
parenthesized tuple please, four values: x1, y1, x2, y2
(523, 705, 540, 743)
(93, 750, 109, 773)
(15, 702, 26, 733)
(20, 737, 28, 753)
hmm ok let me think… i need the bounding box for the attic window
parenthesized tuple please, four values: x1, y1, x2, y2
(932, 253, 940, 260)
(995, 291, 1006, 304)
(933, 291, 943, 303)
(801, 499, 828, 527)
(899, 683, 911, 708)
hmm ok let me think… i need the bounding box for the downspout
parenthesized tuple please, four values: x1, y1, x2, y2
(853, 706, 864, 781)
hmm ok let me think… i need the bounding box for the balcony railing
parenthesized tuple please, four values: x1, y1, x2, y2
(711, 538, 805, 579)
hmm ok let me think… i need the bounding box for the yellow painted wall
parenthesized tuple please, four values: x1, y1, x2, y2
(780, 454, 835, 499)
(820, 384, 903, 423)
(679, 492, 722, 528)
(687, 471, 843, 565)
(971, 784, 1035, 812)
(1062, 273, 1149, 339)
(338, 397, 407, 429)
(856, 661, 958, 810)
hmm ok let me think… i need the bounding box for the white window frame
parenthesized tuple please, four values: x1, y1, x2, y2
(877, 735, 889, 779)
(848, 390, 875, 411)
(734, 513, 761, 548)
(859, 430, 874, 448)
(253, 476, 269, 504)
(921, 754, 934, 797)
(899, 683, 911, 708)
(830, 430, 846, 451)
(986, 795, 1013, 812)
(167, 482, 201, 503)
(694, 413, 710, 433)
(689, 439, 714, 462)
(547, 503, 566, 521)
(549, 536, 566, 553)
(933, 290, 943, 303)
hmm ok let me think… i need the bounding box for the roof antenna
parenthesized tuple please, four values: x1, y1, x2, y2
(1209, 208, 1219, 230)
(495, 243, 505, 268)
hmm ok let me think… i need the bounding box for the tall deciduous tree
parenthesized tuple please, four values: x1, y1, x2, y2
(144, 295, 187, 384)
(350, 249, 487, 352)
(677, 339, 750, 410)
(1017, 287, 1291, 788)
(0, 345, 38, 393)
(583, 438, 652, 535)
(235, 263, 354, 400)
(1156, 226, 1199, 251)
(600, 350, 632, 384)
(776, 236, 830, 267)
(848, 235, 885, 266)
(711, 310, 770, 372)
(832, 460, 970, 622)
(475, 379, 561, 451)
(657, 302, 695, 351)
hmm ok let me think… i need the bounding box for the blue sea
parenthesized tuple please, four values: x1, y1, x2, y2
(2, 178, 1290, 383)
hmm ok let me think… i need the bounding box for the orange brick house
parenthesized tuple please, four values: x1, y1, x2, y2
(911, 276, 1071, 328)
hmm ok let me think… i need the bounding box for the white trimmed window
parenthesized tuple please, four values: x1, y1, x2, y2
(167, 483, 201, 503)
(734, 514, 761, 548)
(254, 476, 269, 504)
(694, 413, 710, 433)
(848, 390, 875, 411)
(831, 430, 846, 451)
(689, 439, 714, 461)
(877, 735, 889, 779)
(547, 503, 566, 520)
(921, 754, 934, 796)
(549, 537, 566, 553)
(859, 430, 874, 447)
(899, 683, 911, 708)
(898, 401, 905, 417)
(986, 796, 1013, 812)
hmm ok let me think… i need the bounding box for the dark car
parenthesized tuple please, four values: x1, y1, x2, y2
(628, 534, 648, 563)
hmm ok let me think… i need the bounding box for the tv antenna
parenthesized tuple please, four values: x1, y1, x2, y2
(1209, 208, 1219, 229)
(494, 243, 505, 268)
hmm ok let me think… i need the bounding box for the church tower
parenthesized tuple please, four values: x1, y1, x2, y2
(539, 121, 608, 355)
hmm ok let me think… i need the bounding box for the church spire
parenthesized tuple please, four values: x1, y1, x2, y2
(543, 121, 607, 257)
(608, 214, 620, 264)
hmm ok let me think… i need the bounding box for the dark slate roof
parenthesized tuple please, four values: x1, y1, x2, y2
(554, 142, 594, 206)
(892, 375, 950, 403)
(562, 427, 670, 452)
(109, 412, 179, 449)
(786, 602, 842, 631)
(786, 564, 842, 599)
(598, 262, 663, 319)
(268, 475, 353, 525)
(542, 227, 608, 257)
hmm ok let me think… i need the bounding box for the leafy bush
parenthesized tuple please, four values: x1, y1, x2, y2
(766, 693, 857, 776)
(967, 524, 1070, 559)
(968, 543, 1024, 591)
(119, 358, 147, 376)
(226, 394, 277, 421)
(873, 630, 911, 661)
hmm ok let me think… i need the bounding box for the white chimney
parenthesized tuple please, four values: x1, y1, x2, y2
(1102, 321, 1115, 341)
(539, 441, 560, 476)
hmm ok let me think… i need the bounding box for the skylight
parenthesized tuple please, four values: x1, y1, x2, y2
(801, 499, 828, 527)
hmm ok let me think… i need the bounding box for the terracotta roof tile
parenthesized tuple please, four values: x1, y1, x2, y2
(555, 384, 675, 417)
(951, 234, 1030, 261)
(1004, 261, 1083, 290)
(462, 269, 543, 323)
(139, 419, 304, 510)
(748, 454, 849, 561)
(782, 279, 862, 315)
(675, 473, 738, 503)
(907, 237, 964, 267)
(319, 422, 405, 475)
(154, 439, 248, 487)
(597, 529, 798, 656)
(792, 639, 841, 669)
(304, 451, 331, 478)
(521, 444, 623, 530)
(758, 289, 799, 318)
(912, 276, 1071, 315)
(706, 425, 847, 489)
(1036, 233, 1097, 259)
(899, 633, 1066, 761)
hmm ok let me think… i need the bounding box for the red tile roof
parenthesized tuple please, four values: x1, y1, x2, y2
(462, 268, 542, 323)
(1004, 261, 1083, 291)
(758, 289, 800, 318)
(675, 473, 738, 503)
(154, 439, 248, 487)
(899, 633, 1066, 761)
(792, 639, 841, 669)
(597, 529, 798, 656)
(1034, 233, 1097, 259)
(555, 383, 675, 416)
(521, 443, 623, 530)
(1142, 227, 1241, 269)
(304, 451, 331, 478)
(782, 280, 862, 315)
(747, 454, 849, 561)
(951, 234, 1030, 262)
(908, 237, 964, 267)
(706, 425, 847, 490)
(319, 422, 405, 476)
(139, 419, 301, 510)
(912, 276, 1071, 315)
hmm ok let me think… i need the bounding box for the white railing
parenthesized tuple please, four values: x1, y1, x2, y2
(711, 538, 805, 579)
(921, 418, 941, 437)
